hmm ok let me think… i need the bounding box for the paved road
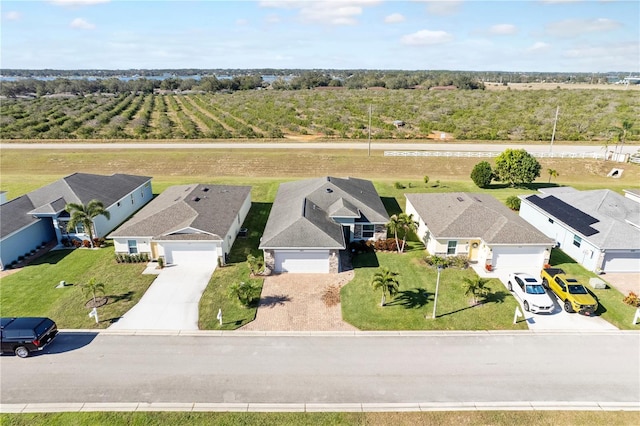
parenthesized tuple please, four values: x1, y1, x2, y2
(1, 331, 638, 405)
(1, 142, 637, 154)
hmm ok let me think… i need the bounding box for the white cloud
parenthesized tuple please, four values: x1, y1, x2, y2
(265, 14, 281, 24)
(70, 17, 96, 30)
(384, 13, 405, 24)
(50, 0, 109, 6)
(260, 0, 381, 25)
(527, 41, 550, 52)
(5, 11, 22, 21)
(546, 18, 622, 37)
(236, 19, 248, 26)
(401, 29, 453, 45)
(489, 24, 517, 35)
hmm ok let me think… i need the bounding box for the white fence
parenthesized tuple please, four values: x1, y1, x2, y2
(384, 151, 606, 160)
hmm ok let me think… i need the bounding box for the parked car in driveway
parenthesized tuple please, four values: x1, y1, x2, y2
(540, 268, 598, 315)
(507, 273, 555, 313)
(0, 317, 58, 358)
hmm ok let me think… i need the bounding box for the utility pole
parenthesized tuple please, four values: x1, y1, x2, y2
(549, 105, 559, 153)
(367, 104, 372, 157)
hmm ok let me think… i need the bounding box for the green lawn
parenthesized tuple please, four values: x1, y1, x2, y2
(341, 243, 527, 330)
(0, 243, 155, 329)
(548, 249, 639, 330)
(2, 410, 638, 426)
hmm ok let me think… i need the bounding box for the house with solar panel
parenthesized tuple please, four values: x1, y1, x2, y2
(519, 187, 640, 273)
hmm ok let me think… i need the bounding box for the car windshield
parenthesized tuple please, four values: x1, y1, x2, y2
(526, 285, 546, 294)
(568, 285, 588, 294)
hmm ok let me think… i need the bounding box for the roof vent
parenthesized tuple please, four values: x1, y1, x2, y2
(202, 187, 209, 192)
(192, 197, 200, 202)
(326, 188, 333, 193)
(456, 197, 464, 202)
(473, 197, 482, 202)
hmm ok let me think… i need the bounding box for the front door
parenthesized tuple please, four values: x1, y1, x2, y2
(468, 240, 480, 261)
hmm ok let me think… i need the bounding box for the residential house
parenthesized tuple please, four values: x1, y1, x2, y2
(0, 173, 152, 270)
(109, 184, 251, 266)
(260, 177, 389, 273)
(519, 187, 640, 272)
(405, 192, 553, 271)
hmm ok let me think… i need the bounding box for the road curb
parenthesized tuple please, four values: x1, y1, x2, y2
(2, 401, 639, 413)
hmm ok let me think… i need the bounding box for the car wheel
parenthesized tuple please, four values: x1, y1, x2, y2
(542, 278, 549, 289)
(507, 281, 513, 291)
(14, 346, 29, 358)
(523, 301, 530, 312)
(564, 300, 574, 313)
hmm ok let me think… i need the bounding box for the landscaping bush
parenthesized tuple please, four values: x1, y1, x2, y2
(623, 291, 640, 307)
(423, 254, 468, 269)
(394, 182, 405, 189)
(371, 238, 397, 252)
(82, 239, 92, 248)
(470, 161, 494, 188)
(505, 195, 521, 211)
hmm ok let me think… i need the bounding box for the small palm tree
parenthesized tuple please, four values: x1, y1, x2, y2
(82, 277, 105, 307)
(610, 119, 635, 158)
(228, 281, 261, 307)
(386, 215, 402, 253)
(398, 213, 418, 253)
(371, 267, 400, 306)
(65, 199, 110, 248)
(547, 168, 558, 183)
(246, 254, 264, 276)
(462, 277, 491, 305)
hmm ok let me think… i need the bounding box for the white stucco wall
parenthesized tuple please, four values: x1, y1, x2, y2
(519, 201, 601, 272)
(94, 180, 153, 238)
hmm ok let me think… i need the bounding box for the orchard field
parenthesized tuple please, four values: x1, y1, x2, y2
(1, 88, 638, 142)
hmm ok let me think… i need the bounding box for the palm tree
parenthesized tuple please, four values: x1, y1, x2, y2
(547, 168, 558, 183)
(65, 199, 110, 248)
(398, 213, 418, 253)
(82, 277, 105, 308)
(462, 277, 491, 305)
(371, 267, 400, 307)
(610, 119, 635, 159)
(385, 214, 402, 253)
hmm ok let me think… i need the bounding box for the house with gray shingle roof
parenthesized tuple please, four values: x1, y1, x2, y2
(108, 184, 251, 266)
(0, 173, 152, 270)
(260, 177, 389, 273)
(519, 187, 640, 272)
(405, 192, 553, 272)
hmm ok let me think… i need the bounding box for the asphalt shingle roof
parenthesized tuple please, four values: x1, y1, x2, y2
(108, 184, 251, 242)
(1, 173, 151, 240)
(260, 177, 389, 249)
(522, 188, 640, 250)
(406, 192, 552, 245)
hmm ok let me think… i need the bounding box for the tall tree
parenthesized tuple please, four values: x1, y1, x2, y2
(494, 149, 541, 187)
(610, 120, 635, 159)
(386, 215, 402, 253)
(65, 199, 110, 248)
(81, 277, 106, 308)
(398, 213, 418, 253)
(371, 267, 400, 307)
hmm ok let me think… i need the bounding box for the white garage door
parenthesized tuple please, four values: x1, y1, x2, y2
(603, 251, 640, 272)
(492, 246, 546, 271)
(163, 242, 218, 265)
(274, 250, 330, 273)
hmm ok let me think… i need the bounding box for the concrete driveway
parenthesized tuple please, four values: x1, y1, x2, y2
(473, 265, 618, 331)
(109, 263, 216, 330)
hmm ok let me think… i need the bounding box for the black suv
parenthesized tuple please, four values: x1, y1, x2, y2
(0, 317, 58, 358)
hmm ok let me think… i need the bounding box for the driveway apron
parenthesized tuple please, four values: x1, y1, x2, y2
(109, 263, 216, 330)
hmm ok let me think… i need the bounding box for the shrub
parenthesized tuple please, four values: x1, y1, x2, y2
(623, 292, 640, 307)
(228, 281, 261, 307)
(505, 196, 521, 211)
(82, 239, 92, 248)
(394, 182, 405, 189)
(449, 255, 469, 269)
(17, 255, 24, 261)
(157, 257, 164, 269)
(470, 161, 494, 188)
(72, 239, 82, 248)
(423, 175, 429, 184)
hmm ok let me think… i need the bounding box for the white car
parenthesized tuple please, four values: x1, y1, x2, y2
(507, 272, 555, 314)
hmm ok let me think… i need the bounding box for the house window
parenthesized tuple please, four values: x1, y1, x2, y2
(127, 240, 138, 254)
(548, 218, 554, 224)
(447, 240, 457, 255)
(130, 194, 135, 205)
(362, 224, 374, 238)
(74, 222, 85, 233)
(573, 235, 582, 248)
(117, 201, 121, 207)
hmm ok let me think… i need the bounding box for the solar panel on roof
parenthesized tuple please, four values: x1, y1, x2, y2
(528, 195, 599, 237)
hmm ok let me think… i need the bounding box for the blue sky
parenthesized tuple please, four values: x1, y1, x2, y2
(1, 0, 638, 72)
